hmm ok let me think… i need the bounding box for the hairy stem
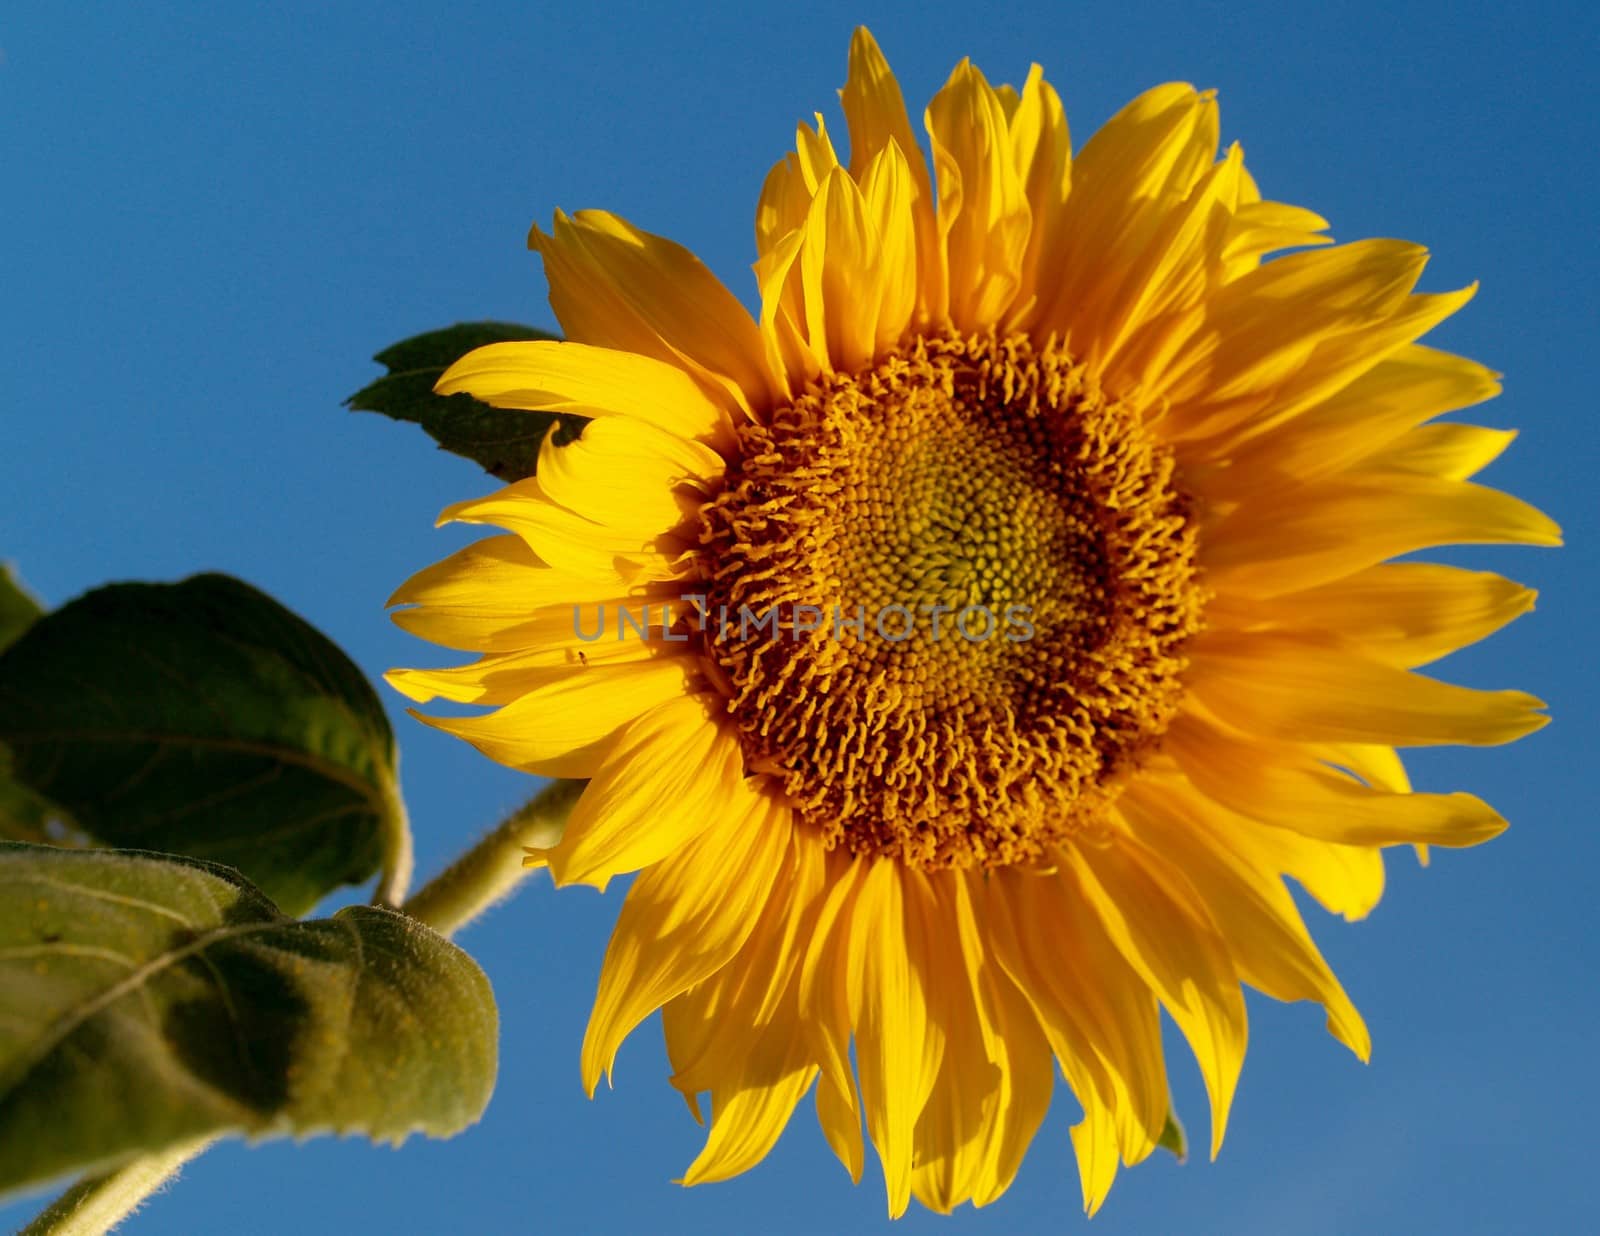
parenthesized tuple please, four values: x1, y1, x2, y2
(371, 773, 416, 908)
(18, 1139, 214, 1236)
(401, 777, 584, 934)
(21, 778, 582, 1235)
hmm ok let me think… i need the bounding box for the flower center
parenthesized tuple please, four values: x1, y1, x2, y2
(694, 332, 1202, 870)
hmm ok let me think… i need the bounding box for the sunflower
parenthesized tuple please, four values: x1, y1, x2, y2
(387, 28, 1557, 1216)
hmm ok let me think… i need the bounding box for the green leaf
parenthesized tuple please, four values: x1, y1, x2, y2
(0, 565, 42, 654)
(0, 750, 71, 847)
(0, 568, 66, 846)
(347, 321, 584, 481)
(1158, 1110, 1188, 1163)
(0, 574, 405, 916)
(0, 842, 496, 1199)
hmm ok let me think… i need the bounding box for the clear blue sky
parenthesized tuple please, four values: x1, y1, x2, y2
(3, 2, 1596, 1232)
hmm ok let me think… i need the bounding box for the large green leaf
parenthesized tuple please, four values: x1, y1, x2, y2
(0, 574, 405, 915)
(0, 842, 496, 1199)
(347, 321, 583, 481)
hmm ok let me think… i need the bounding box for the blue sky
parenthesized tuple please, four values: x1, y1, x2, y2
(3, 1, 1596, 1232)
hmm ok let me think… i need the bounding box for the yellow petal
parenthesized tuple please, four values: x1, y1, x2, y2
(1066, 834, 1248, 1160)
(795, 113, 842, 189)
(985, 892, 1123, 1216)
(987, 865, 1170, 1183)
(853, 861, 945, 1218)
(1120, 781, 1369, 1058)
(1155, 239, 1431, 425)
(436, 338, 735, 451)
(1199, 285, 1481, 450)
(925, 59, 1031, 330)
(973, 978, 1054, 1208)
(840, 28, 926, 185)
(1220, 195, 1332, 278)
(814, 1047, 865, 1185)
(581, 791, 791, 1093)
(839, 27, 943, 325)
(755, 152, 811, 258)
(754, 115, 840, 259)
(762, 140, 918, 374)
(1317, 742, 1411, 792)
(1278, 849, 1390, 926)
(1166, 712, 1508, 849)
(536, 415, 725, 530)
(1208, 563, 1536, 668)
(680, 1032, 817, 1187)
(1193, 694, 1408, 901)
(800, 167, 882, 373)
(388, 534, 665, 652)
(1378, 422, 1517, 480)
(857, 139, 920, 351)
(415, 655, 697, 779)
(662, 828, 826, 1187)
(539, 693, 747, 890)
(1200, 344, 1500, 501)
(1002, 65, 1071, 328)
(1095, 145, 1245, 388)
(799, 851, 868, 1184)
(1202, 473, 1561, 597)
(664, 821, 825, 1091)
(908, 877, 1002, 1215)
(531, 210, 780, 417)
(1313, 744, 1423, 872)
(754, 226, 817, 387)
(984, 1018, 1054, 1206)
(386, 633, 683, 706)
(1031, 84, 1217, 345)
(439, 476, 688, 582)
(1187, 631, 1549, 747)
(909, 872, 1052, 1212)
(1069, 1096, 1124, 1218)
(1072, 82, 1217, 207)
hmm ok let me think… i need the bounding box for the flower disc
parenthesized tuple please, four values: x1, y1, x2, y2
(698, 330, 1202, 868)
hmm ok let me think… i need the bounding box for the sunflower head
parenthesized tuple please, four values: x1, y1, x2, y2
(389, 26, 1556, 1218)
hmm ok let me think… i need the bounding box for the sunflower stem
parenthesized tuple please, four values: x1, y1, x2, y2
(399, 777, 583, 935)
(371, 774, 416, 907)
(19, 779, 582, 1235)
(17, 1139, 214, 1236)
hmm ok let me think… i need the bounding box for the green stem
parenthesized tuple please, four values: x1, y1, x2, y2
(20, 778, 582, 1235)
(18, 1139, 214, 1236)
(371, 771, 416, 908)
(400, 777, 583, 935)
